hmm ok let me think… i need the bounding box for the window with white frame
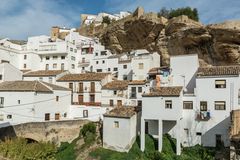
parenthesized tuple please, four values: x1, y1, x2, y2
(215, 101, 226, 110)
(7, 115, 12, 119)
(53, 56, 58, 60)
(215, 80, 226, 88)
(53, 63, 57, 68)
(83, 110, 88, 118)
(183, 101, 193, 109)
(200, 101, 208, 111)
(165, 100, 172, 109)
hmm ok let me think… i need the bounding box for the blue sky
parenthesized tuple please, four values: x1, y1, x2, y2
(0, 0, 239, 40)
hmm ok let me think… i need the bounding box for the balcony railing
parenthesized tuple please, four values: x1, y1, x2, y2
(72, 102, 101, 106)
(196, 111, 210, 121)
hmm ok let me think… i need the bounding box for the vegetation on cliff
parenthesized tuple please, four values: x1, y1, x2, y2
(158, 7, 199, 21)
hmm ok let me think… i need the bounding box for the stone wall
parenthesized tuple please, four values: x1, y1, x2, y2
(0, 120, 90, 145)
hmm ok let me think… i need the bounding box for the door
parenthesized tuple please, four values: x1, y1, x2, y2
(79, 83, 83, 93)
(216, 134, 223, 148)
(78, 95, 84, 105)
(69, 83, 73, 91)
(90, 82, 95, 93)
(131, 87, 136, 98)
(90, 95, 95, 103)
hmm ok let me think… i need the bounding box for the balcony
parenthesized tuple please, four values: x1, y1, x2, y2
(72, 102, 101, 106)
(78, 60, 90, 67)
(196, 111, 211, 121)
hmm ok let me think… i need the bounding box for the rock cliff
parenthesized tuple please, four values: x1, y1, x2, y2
(79, 7, 240, 66)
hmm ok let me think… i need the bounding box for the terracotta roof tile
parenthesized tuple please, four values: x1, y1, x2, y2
(102, 80, 129, 90)
(57, 72, 110, 81)
(104, 106, 140, 118)
(143, 86, 182, 97)
(128, 80, 146, 85)
(197, 66, 240, 77)
(0, 81, 52, 92)
(24, 70, 66, 77)
(41, 82, 71, 91)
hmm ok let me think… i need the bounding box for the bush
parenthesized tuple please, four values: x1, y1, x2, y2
(102, 16, 111, 25)
(158, 7, 199, 21)
(80, 122, 96, 137)
(56, 142, 76, 160)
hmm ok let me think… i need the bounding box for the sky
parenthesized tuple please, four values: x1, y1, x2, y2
(0, 0, 239, 40)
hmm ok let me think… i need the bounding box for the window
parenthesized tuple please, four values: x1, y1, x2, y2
(90, 82, 95, 92)
(45, 64, 49, 70)
(7, 115, 12, 119)
(215, 101, 226, 110)
(69, 83, 73, 91)
(61, 63, 64, 70)
(71, 64, 75, 69)
(23, 64, 26, 68)
(183, 101, 193, 109)
(215, 80, 226, 88)
(56, 96, 59, 102)
(53, 63, 57, 68)
(74, 49, 77, 53)
(83, 110, 88, 118)
(117, 100, 122, 107)
(196, 132, 202, 136)
(96, 69, 102, 72)
(71, 56, 75, 61)
(123, 75, 128, 80)
(53, 56, 58, 60)
(70, 48, 73, 52)
(165, 100, 172, 109)
(102, 60, 105, 64)
(55, 113, 60, 120)
(200, 101, 207, 111)
(73, 40, 75, 45)
(114, 68, 118, 71)
(113, 90, 117, 95)
(110, 100, 114, 106)
(0, 114, 4, 121)
(0, 75, 2, 80)
(64, 113, 67, 117)
(138, 87, 142, 93)
(18, 100, 20, 104)
(0, 97, 4, 107)
(114, 121, 119, 128)
(24, 55, 27, 60)
(46, 56, 50, 60)
(123, 65, 127, 69)
(61, 56, 65, 60)
(138, 100, 142, 107)
(95, 53, 98, 56)
(108, 68, 111, 71)
(96, 61, 99, 64)
(79, 83, 83, 93)
(49, 77, 53, 83)
(82, 67, 85, 70)
(45, 113, 50, 121)
(138, 63, 144, 69)
(90, 95, 95, 102)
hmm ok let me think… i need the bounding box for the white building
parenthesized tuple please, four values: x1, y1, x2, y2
(0, 81, 71, 127)
(131, 50, 160, 80)
(23, 70, 69, 84)
(57, 72, 112, 121)
(103, 106, 140, 152)
(140, 54, 240, 155)
(101, 80, 129, 107)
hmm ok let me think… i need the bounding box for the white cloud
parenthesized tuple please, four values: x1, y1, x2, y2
(0, 0, 81, 40)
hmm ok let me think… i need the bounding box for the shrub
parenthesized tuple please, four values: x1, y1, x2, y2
(102, 16, 111, 25)
(80, 122, 96, 137)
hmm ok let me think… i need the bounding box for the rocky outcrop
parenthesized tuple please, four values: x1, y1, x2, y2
(79, 8, 240, 66)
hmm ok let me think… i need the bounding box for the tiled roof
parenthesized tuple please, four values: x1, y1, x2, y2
(0, 81, 71, 92)
(57, 72, 110, 81)
(128, 80, 146, 85)
(197, 65, 240, 77)
(143, 86, 182, 97)
(148, 66, 169, 75)
(102, 80, 129, 90)
(0, 81, 52, 92)
(41, 82, 71, 91)
(24, 70, 66, 77)
(104, 106, 140, 118)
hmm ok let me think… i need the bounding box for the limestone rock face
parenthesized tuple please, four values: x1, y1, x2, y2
(79, 10, 240, 66)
